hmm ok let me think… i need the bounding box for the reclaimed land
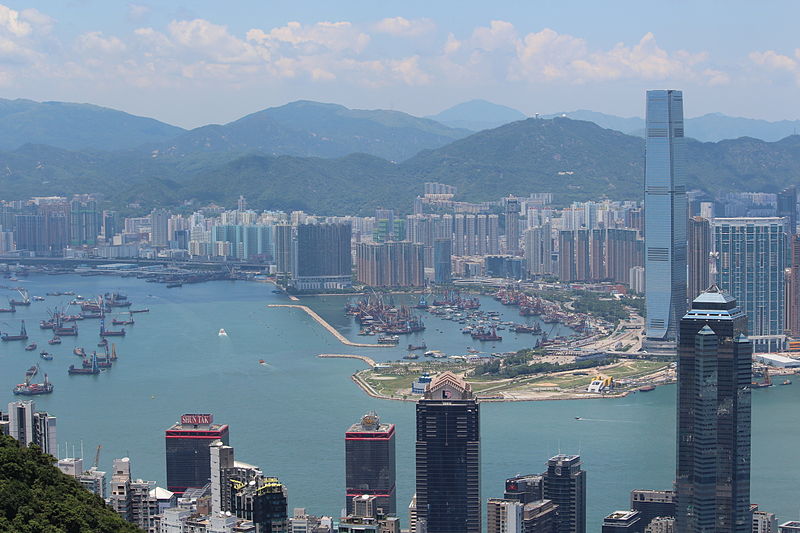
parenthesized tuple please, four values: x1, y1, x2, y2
(267, 304, 390, 348)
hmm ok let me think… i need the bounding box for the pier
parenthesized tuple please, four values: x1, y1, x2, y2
(267, 304, 390, 348)
(318, 353, 376, 367)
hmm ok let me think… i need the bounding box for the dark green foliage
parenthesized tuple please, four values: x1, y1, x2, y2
(572, 292, 630, 322)
(0, 435, 140, 533)
(473, 353, 615, 378)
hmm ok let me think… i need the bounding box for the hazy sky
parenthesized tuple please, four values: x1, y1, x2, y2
(1, 1, 798, 128)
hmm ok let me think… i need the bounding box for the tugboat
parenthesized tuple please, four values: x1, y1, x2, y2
(73, 347, 86, 357)
(13, 373, 53, 395)
(1, 321, 28, 341)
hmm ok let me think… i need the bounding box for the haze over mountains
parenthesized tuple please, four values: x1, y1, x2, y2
(0, 97, 799, 214)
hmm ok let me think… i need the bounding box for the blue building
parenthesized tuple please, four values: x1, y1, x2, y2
(644, 89, 687, 344)
(713, 217, 788, 352)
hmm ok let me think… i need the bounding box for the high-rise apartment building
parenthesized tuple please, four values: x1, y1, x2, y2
(787, 235, 800, 339)
(345, 412, 396, 516)
(687, 217, 711, 302)
(150, 208, 171, 247)
(355, 241, 425, 287)
(165, 413, 229, 495)
(5, 400, 56, 455)
(230, 475, 289, 533)
(415, 372, 480, 533)
(676, 287, 752, 533)
(487, 498, 523, 533)
(525, 224, 553, 277)
(542, 454, 586, 533)
(506, 197, 521, 255)
(644, 89, 687, 344)
(109, 457, 159, 532)
(713, 217, 788, 352)
(69, 194, 101, 246)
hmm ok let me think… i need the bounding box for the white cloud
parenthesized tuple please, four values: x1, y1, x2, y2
(127, 4, 151, 22)
(75, 31, 127, 55)
(374, 17, 435, 37)
(0, 4, 31, 37)
(471, 20, 516, 52)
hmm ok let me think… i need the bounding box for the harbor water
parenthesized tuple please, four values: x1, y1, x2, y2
(1, 275, 799, 529)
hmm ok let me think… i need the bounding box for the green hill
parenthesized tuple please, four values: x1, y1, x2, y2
(0, 435, 140, 532)
(0, 98, 184, 151)
(1, 117, 800, 214)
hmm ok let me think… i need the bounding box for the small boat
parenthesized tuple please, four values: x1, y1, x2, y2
(781, 379, 792, 386)
(98, 338, 108, 347)
(377, 335, 399, 345)
(218, 329, 228, 337)
(575, 417, 583, 420)
(0, 306, 15, 313)
(130, 308, 149, 313)
(73, 347, 86, 357)
(25, 364, 39, 378)
(166, 282, 182, 288)
(25, 343, 37, 351)
(403, 353, 419, 360)
(48, 336, 61, 345)
(258, 359, 266, 366)
(638, 385, 656, 392)
(32, 296, 45, 301)
(40, 351, 53, 361)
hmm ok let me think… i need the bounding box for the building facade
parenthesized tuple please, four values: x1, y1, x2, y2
(675, 287, 752, 533)
(345, 412, 397, 516)
(165, 413, 229, 495)
(415, 372, 480, 533)
(292, 223, 352, 290)
(542, 455, 586, 533)
(644, 89, 687, 343)
(713, 217, 788, 352)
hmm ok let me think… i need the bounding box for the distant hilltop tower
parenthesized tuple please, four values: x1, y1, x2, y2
(644, 89, 687, 348)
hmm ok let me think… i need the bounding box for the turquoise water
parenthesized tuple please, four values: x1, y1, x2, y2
(1, 275, 799, 530)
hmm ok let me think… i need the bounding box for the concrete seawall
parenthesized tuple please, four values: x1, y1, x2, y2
(267, 304, 390, 348)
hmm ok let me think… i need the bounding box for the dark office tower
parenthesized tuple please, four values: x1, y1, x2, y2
(644, 90, 687, 344)
(165, 413, 230, 495)
(434, 238, 452, 284)
(687, 216, 711, 302)
(676, 287, 752, 533)
(778, 185, 797, 235)
(69, 195, 100, 246)
(543, 455, 586, 533)
(230, 476, 289, 533)
(416, 372, 480, 533)
(506, 197, 521, 255)
(345, 412, 396, 516)
(504, 474, 543, 504)
(601, 511, 642, 533)
(292, 223, 352, 290)
(630, 489, 675, 530)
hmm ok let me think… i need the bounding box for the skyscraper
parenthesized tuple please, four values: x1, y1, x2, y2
(6, 400, 56, 455)
(713, 217, 788, 352)
(542, 454, 586, 533)
(292, 223, 352, 290)
(434, 238, 452, 284)
(345, 412, 396, 516)
(777, 186, 797, 235)
(506, 197, 521, 255)
(676, 286, 752, 533)
(165, 413, 229, 495)
(525, 224, 553, 277)
(644, 89, 687, 344)
(415, 372, 480, 533)
(687, 216, 711, 303)
(150, 208, 171, 247)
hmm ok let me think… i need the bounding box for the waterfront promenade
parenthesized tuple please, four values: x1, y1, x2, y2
(318, 353, 376, 367)
(267, 304, 390, 348)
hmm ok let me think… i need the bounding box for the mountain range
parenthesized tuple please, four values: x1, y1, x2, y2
(0, 98, 799, 215)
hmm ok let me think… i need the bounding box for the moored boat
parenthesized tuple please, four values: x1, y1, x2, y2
(40, 351, 54, 360)
(13, 373, 53, 395)
(25, 342, 37, 351)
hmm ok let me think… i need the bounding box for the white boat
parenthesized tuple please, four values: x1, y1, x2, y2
(218, 328, 228, 337)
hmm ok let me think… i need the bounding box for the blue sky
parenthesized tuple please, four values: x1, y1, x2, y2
(1, 1, 798, 128)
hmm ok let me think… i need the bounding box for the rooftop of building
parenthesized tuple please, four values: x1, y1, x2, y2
(548, 454, 581, 466)
(346, 411, 394, 434)
(604, 510, 639, 521)
(423, 371, 474, 400)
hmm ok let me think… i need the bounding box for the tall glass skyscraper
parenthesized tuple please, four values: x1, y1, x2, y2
(712, 217, 788, 352)
(644, 90, 687, 343)
(676, 287, 751, 533)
